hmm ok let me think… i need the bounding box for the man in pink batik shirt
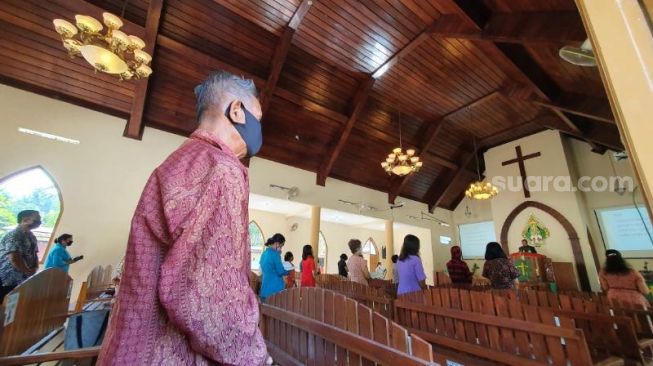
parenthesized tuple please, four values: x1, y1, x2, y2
(97, 71, 270, 365)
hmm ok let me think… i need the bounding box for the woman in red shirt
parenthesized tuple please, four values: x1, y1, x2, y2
(300, 244, 319, 287)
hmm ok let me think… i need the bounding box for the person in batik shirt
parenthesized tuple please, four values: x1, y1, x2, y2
(446, 246, 472, 284)
(0, 210, 40, 302)
(98, 71, 270, 365)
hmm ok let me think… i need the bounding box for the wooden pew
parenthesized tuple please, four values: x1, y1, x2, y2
(262, 287, 441, 365)
(513, 288, 653, 361)
(395, 288, 614, 366)
(74, 265, 115, 312)
(0, 346, 100, 366)
(317, 277, 394, 319)
(249, 271, 261, 295)
(0, 269, 72, 357)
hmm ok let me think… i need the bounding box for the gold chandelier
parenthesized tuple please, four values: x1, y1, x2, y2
(52, 12, 152, 80)
(381, 113, 422, 176)
(465, 137, 498, 200)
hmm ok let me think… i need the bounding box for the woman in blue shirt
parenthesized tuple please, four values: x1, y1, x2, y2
(259, 233, 288, 302)
(44, 234, 83, 273)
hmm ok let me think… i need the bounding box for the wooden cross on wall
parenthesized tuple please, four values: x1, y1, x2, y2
(501, 145, 542, 198)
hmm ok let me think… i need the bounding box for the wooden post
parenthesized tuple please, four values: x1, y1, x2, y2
(384, 220, 394, 279)
(310, 205, 321, 263)
(575, 0, 653, 217)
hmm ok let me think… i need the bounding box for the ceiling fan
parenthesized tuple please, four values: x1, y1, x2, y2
(338, 199, 405, 213)
(338, 199, 379, 212)
(559, 39, 597, 67)
(269, 184, 300, 200)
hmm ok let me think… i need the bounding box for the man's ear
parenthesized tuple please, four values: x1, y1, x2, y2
(228, 100, 246, 124)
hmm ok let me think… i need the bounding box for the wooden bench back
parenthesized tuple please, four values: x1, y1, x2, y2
(249, 271, 261, 295)
(0, 269, 72, 356)
(317, 277, 393, 319)
(262, 287, 439, 365)
(516, 288, 653, 338)
(395, 288, 595, 366)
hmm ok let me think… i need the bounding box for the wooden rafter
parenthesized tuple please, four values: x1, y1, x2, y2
(501, 85, 615, 124)
(440, 1, 611, 153)
(430, 11, 586, 45)
(123, 0, 164, 140)
(316, 77, 374, 186)
(426, 149, 478, 213)
(388, 91, 498, 203)
(260, 0, 312, 116)
(318, 13, 448, 185)
(156, 35, 350, 124)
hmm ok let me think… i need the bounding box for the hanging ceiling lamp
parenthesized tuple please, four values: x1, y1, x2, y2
(52, 8, 152, 80)
(381, 112, 423, 176)
(465, 137, 498, 200)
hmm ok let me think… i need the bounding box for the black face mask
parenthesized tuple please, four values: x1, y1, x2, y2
(225, 103, 263, 158)
(29, 220, 41, 230)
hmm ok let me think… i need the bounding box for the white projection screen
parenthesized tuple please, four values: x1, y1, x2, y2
(596, 205, 653, 258)
(458, 221, 497, 259)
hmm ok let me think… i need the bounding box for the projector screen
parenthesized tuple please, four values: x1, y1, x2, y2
(458, 221, 497, 259)
(596, 206, 653, 258)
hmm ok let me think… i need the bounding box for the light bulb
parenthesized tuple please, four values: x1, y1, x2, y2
(393, 147, 402, 154)
(134, 49, 152, 64)
(407, 149, 415, 156)
(128, 35, 145, 49)
(75, 15, 103, 33)
(102, 12, 123, 29)
(53, 19, 78, 38)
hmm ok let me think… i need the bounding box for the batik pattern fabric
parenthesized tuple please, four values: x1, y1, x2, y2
(97, 130, 267, 366)
(482, 258, 520, 290)
(0, 228, 38, 287)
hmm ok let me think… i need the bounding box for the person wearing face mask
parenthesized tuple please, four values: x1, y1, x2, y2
(0, 210, 41, 302)
(259, 234, 289, 302)
(98, 70, 270, 366)
(44, 234, 83, 273)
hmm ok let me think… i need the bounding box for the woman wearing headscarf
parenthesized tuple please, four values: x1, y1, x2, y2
(446, 246, 472, 284)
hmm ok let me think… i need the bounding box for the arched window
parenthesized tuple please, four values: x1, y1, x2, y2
(318, 231, 327, 270)
(249, 221, 265, 272)
(362, 238, 377, 255)
(0, 166, 62, 263)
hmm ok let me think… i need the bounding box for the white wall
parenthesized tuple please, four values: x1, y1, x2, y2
(0, 85, 451, 303)
(483, 130, 602, 291)
(0, 85, 186, 301)
(566, 138, 651, 270)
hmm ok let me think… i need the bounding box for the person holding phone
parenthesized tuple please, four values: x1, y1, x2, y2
(45, 233, 83, 273)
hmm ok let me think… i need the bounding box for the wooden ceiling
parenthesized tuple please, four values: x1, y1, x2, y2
(0, 0, 623, 211)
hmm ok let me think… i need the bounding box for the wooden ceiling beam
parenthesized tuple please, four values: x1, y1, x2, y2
(387, 91, 498, 203)
(430, 11, 586, 45)
(426, 149, 478, 213)
(123, 0, 164, 140)
(318, 14, 450, 185)
(441, 0, 612, 153)
(260, 27, 294, 116)
(155, 35, 349, 124)
(539, 114, 623, 152)
(317, 77, 375, 186)
(502, 85, 615, 124)
(260, 0, 312, 116)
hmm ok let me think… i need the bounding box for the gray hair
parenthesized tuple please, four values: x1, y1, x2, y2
(194, 70, 259, 121)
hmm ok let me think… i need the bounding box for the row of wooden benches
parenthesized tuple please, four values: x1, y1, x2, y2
(0, 265, 115, 365)
(318, 273, 653, 365)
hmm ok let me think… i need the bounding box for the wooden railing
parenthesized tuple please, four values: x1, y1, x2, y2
(261, 287, 441, 365)
(0, 346, 100, 366)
